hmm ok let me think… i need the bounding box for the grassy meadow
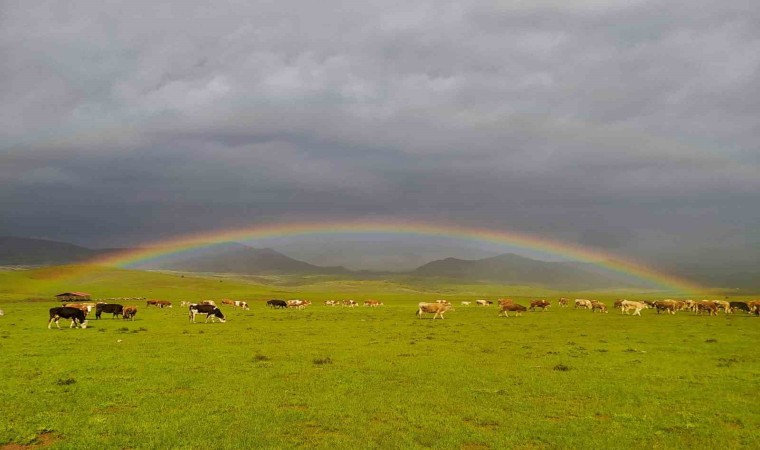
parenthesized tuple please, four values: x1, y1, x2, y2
(0, 266, 758, 449)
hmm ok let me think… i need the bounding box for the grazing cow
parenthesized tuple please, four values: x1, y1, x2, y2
(342, 300, 358, 308)
(267, 299, 288, 309)
(729, 301, 750, 314)
(695, 301, 718, 316)
(590, 301, 608, 313)
(188, 304, 226, 323)
(614, 299, 625, 312)
(499, 303, 527, 317)
(156, 300, 172, 309)
(529, 300, 551, 311)
(654, 300, 678, 315)
(364, 300, 382, 307)
(713, 300, 731, 314)
(748, 301, 760, 315)
(123, 306, 138, 321)
(146, 299, 160, 307)
(48, 307, 88, 329)
(558, 298, 569, 308)
(324, 300, 338, 306)
(287, 300, 311, 309)
(461, 301, 471, 306)
(221, 299, 235, 306)
(475, 299, 492, 307)
(416, 302, 452, 319)
(201, 300, 217, 306)
(620, 300, 648, 316)
(574, 299, 593, 310)
(233, 301, 249, 310)
(497, 299, 513, 307)
(95, 303, 124, 319)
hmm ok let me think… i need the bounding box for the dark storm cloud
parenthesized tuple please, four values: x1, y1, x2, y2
(1, 0, 759, 271)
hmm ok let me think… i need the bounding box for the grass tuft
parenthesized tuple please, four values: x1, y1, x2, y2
(313, 357, 333, 365)
(55, 377, 76, 385)
(553, 364, 571, 372)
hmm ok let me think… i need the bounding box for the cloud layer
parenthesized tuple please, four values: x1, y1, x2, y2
(2, 1, 759, 276)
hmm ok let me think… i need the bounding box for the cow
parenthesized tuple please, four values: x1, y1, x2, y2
(475, 299, 492, 307)
(123, 306, 138, 321)
(529, 300, 551, 311)
(695, 301, 718, 316)
(201, 300, 217, 306)
(461, 301, 471, 306)
(497, 298, 513, 307)
(188, 304, 226, 323)
(221, 299, 235, 306)
(267, 299, 288, 309)
(574, 299, 593, 310)
(499, 303, 527, 317)
(590, 301, 608, 313)
(180, 301, 191, 307)
(342, 300, 358, 307)
(146, 299, 160, 307)
(558, 298, 569, 308)
(620, 300, 648, 316)
(713, 300, 731, 314)
(416, 302, 452, 319)
(654, 300, 678, 315)
(287, 300, 310, 309)
(156, 300, 172, 309)
(729, 301, 750, 314)
(48, 307, 88, 329)
(614, 299, 626, 312)
(233, 301, 249, 310)
(364, 300, 382, 307)
(0, 309, 4, 316)
(95, 303, 124, 319)
(324, 300, 338, 306)
(749, 301, 760, 315)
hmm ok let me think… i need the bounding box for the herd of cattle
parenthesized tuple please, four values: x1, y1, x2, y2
(44, 295, 760, 329)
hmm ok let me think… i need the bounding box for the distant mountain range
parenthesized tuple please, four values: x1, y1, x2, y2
(0, 235, 708, 290)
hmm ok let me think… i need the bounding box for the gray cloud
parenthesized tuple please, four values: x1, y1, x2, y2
(1, 0, 759, 276)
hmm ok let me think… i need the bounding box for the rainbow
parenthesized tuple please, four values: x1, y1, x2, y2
(76, 219, 702, 293)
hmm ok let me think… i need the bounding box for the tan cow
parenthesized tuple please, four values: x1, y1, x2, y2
(416, 302, 452, 319)
(558, 298, 569, 308)
(621, 300, 648, 316)
(221, 299, 235, 306)
(475, 299, 492, 307)
(574, 299, 593, 310)
(654, 300, 679, 315)
(590, 301, 608, 313)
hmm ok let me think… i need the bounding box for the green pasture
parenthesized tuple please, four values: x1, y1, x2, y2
(0, 266, 758, 449)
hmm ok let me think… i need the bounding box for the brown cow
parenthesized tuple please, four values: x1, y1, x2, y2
(590, 301, 608, 313)
(695, 301, 718, 316)
(654, 300, 678, 315)
(529, 300, 551, 311)
(558, 298, 569, 308)
(499, 303, 527, 317)
(123, 306, 138, 321)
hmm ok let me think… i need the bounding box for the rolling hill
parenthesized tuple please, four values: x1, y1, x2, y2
(0, 236, 685, 289)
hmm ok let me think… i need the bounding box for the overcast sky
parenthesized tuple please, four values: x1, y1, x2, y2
(1, 1, 758, 273)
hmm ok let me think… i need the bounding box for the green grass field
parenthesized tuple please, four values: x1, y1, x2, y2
(1, 266, 758, 449)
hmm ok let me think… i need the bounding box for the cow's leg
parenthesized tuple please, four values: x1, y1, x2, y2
(48, 317, 56, 329)
(69, 319, 76, 328)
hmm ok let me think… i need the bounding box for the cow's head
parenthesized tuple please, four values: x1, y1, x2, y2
(215, 309, 226, 322)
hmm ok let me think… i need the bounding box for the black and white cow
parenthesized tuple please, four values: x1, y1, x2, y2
(189, 304, 226, 323)
(48, 307, 88, 329)
(95, 303, 124, 319)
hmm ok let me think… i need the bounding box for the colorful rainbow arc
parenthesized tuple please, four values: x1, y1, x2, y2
(77, 220, 702, 293)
